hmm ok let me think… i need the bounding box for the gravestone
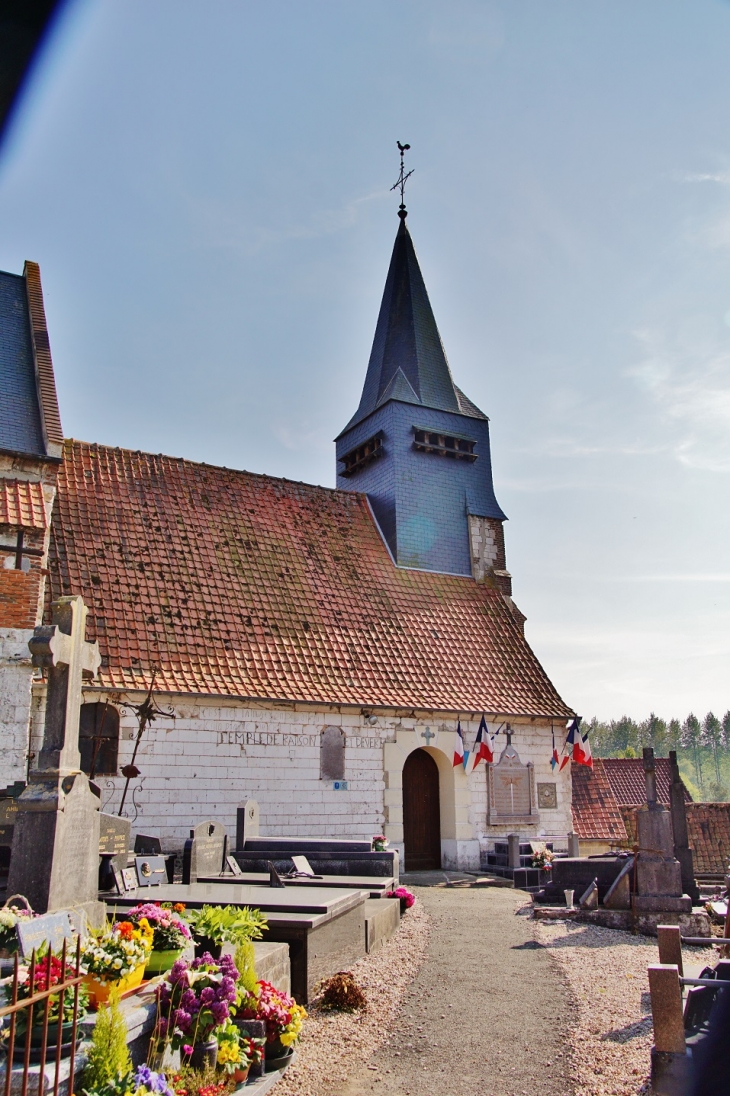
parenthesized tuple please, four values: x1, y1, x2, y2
(182, 820, 228, 883)
(603, 856, 633, 910)
(17, 911, 74, 957)
(7, 596, 104, 925)
(236, 799, 260, 850)
(668, 751, 700, 904)
(579, 879, 599, 909)
(135, 834, 162, 854)
(99, 812, 131, 872)
(634, 748, 691, 914)
(135, 855, 167, 887)
(320, 726, 345, 781)
(487, 733, 538, 825)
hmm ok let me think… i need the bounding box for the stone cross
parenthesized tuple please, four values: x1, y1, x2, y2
(29, 595, 101, 774)
(642, 747, 658, 809)
(420, 728, 435, 746)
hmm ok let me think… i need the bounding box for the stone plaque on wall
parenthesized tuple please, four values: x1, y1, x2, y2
(321, 726, 345, 781)
(537, 783, 558, 809)
(487, 740, 538, 825)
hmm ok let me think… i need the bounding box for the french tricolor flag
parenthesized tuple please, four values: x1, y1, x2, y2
(470, 715, 494, 770)
(453, 721, 467, 768)
(550, 729, 560, 771)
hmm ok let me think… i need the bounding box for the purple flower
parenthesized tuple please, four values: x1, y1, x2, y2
(173, 1008, 192, 1032)
(199, 986, 215, 1006)
(169, 959, 189, 984)
(180, 989, 197, 1010)
(210, 1001, 229, 1025)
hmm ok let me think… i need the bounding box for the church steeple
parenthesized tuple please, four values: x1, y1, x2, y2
(336, 200, 507, 580)
(341, 217, 475, 434)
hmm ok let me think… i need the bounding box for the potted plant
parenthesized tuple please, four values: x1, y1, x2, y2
(385, 886, 415, 914)
(215, 1017, 262, 1083)
(125, 903, 192, 975)
(156, 953, 239, 1070)
(0, 900, 36, 957)
(82, 919, 154, 1007)
(236, 980, 306, 1072)
(82, 1062, 174, 1096)
(531, 847, 554, 873)
(8, 950, 90, 1061)
(372, 835, 389, 852)
(186, 905, 267, 960)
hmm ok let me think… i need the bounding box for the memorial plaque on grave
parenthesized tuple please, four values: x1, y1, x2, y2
(135, 855, 167, 887)
(226, 854, 243, 877)
(121, 867, 138, 892)
(537, 783, 558, 809)
(17, 911, 74, 957)
(135, 834, 162, 855)
(0, 796, 19, 847)
(99, 813, 131, 871)
(182, 820, 228, 883)
(236, 800, 259, 850)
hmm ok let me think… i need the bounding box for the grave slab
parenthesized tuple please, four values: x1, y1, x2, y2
(364, 897, 400, 953)
(111, 883, 368, 1003)
(196, 870, 395, 898)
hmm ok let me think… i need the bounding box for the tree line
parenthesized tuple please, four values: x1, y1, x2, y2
(584, 711, 730, 802)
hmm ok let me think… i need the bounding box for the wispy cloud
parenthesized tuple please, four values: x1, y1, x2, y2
(675, 170, 730, 185)
(628, 330, 730, 472)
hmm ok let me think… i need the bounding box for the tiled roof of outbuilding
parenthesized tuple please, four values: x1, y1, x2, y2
(47, 439, 574, 716)
(570, 760, 629, 842)
(602, 758, 692, 807)
(0, 479, 47, 529)
(685, 804, 730, 875)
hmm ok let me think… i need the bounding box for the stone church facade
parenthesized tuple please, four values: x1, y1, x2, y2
(1, 211, 575, 871)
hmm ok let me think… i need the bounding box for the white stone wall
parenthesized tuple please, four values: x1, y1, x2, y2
(28, 690, 573, 866)
(0, 629, 34, 787)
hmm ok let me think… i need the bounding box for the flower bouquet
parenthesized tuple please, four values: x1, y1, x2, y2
(82, 919, 154, 1007)
(385, 886, 415, 913)
(0, 905, 36, 956)
(5, 950, 90, 1059)
(372, 835, 389, 852)
(125, 904, 192, 974)
(236, 980, 306, 1071)
(531, 847, 554, 871)
(155, 953, 239, 1069)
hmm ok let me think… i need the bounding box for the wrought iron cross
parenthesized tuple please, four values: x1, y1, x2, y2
(391, 141, 413, 215)
(420, 727, 435, 745)
(1, 529, 44, 571)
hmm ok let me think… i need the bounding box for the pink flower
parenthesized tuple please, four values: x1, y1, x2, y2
(182, 1045, 193, 1057)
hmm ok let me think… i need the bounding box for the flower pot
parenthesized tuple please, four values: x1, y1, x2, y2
(265, 1037, 294, 1072)
(399, 897, 409, 915)
(144, 947, 185, 975)
(232, 1065, 251, 1084)
(84, 963, 146, 1008)
(193, 935, 222, 960)
(190, 1037, 218, 1070)
(12, 1022, 79, 1063)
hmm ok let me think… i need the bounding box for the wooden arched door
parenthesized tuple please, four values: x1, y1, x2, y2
(403, 748, 441, 871)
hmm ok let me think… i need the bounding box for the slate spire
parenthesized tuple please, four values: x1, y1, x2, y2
(341, 215, 484, 434)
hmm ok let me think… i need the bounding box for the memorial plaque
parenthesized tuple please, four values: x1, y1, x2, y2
(537, 783, 558, 809)
(135, 834, 162, 855)
(135, 854, 167, 887)
(17, 911, 74, 957)
(121, 867, 138, 892)
(487, 737, 538, 824)
(236, 800, 259, 850)
(226, 854, 243, 876)
(99, 813, 131, 871)
(321, 726, 345, 781)
(0, 798, 19, 847)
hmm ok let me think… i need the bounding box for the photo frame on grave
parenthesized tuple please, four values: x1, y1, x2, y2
(135, 855, 167, 887)
(113, 867, 125, 894)
(121, 867, 138, 892)
(225, 854, 244, 877)
(290, 855, 322, 878)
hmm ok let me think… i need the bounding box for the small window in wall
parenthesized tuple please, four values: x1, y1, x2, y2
(413, 427, 477, 462)
(339, 433, 384, 477)
(320, 726, 345, 780)
(80, 702, 120, 778)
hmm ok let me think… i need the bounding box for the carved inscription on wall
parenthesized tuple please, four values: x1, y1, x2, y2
(216, 730, 382, 749)
(487, 741, 538, 824)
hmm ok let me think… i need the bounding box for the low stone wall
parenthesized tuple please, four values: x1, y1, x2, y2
(253, 941, 291, 994)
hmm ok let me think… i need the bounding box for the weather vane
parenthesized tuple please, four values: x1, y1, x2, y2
(391, 141, 413, 218)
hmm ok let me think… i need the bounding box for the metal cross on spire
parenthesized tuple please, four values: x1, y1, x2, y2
(390, 140, 413, 219)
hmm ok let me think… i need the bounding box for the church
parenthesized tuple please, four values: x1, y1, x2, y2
(0, 203, 574, 872)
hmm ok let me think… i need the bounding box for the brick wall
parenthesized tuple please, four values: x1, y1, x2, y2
(29, 692, 572, 861)
(0, 570, 42, 629)
(0, 628, 34, 786)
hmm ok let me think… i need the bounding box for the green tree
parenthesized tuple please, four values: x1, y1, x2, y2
(682, 713, 703, 789)
(612, 716, 640, 755)
(645, 713, 668, 756)
(667, 719, 682, 753)
(722, 711, 730, 751)
(703, 712, 723, 783)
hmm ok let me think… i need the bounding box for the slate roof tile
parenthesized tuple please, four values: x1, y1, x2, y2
(48, 439, 575, 715)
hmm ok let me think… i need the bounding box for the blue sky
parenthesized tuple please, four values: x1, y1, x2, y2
(1, 0, 729, 720)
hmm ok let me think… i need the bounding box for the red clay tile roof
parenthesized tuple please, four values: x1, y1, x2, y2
(685, 804, 730, 875)
(570, 760, 629, 842)
(0, 479, 47, 529)
(47, 440, 575, 715)
(602, 758, 692, 807)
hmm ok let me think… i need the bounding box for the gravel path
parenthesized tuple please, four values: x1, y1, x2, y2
(324, 885, 572, 1096)
(534, 920, 657, 1096)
